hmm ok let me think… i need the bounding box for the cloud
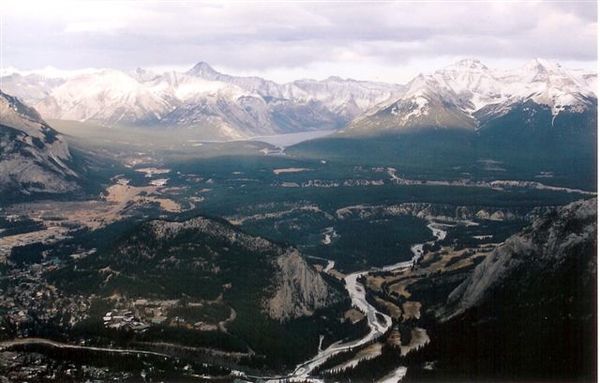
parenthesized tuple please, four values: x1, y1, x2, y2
(1, 0, 596, 82)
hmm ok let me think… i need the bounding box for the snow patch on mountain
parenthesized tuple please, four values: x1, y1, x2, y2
(348, 58, 596, 133)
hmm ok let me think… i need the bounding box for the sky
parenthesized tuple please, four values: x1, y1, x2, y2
(0, 0, 597, 83)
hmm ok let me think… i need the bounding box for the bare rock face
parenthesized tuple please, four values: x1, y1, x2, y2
(0, 90, 79, 196)
(446, 198, 597, 319)
(266, 249, 341, 321)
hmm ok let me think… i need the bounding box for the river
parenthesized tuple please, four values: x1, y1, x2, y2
(267, 221, 448, 382)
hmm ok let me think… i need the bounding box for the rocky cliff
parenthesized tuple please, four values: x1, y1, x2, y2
(404, 198, 597, 381)
(266, 249, 340, 321)
(446, 197, 597, 318)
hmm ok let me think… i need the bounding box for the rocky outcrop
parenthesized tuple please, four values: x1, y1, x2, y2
(445, 197, 597, 319)
(266, 250, 341, 321)
(403, 198, 597, 381)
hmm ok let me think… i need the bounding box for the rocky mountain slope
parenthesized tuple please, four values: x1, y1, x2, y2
(267, 250, 337, 320)
(406, 198, 597, 381)
(0, 90, 79, 197)
(446, 197, 597, 318)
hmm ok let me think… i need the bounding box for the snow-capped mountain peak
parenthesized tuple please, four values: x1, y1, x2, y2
(186, 61, 222, 79)
(1, 66, 104, 80)
(403, 74, 450, 101)
(444, 58, 489, 71)
(132, 67, 160, 82)
(35, 69, 171, 124)
(523, 58, 561, 73)
(417, 58, 594, 116)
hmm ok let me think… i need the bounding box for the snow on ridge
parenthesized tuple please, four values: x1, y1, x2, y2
(1, 66, 107, 80)
(394, 58, 596, 117)
(2, 58, 595, 138)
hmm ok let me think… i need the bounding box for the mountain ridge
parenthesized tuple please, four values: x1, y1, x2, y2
(0, 90, 80, 197)
(405, 197, 597, 381)
(345, 58, 596, 134)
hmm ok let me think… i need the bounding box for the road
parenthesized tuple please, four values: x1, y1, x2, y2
(0, 337, 170, 358)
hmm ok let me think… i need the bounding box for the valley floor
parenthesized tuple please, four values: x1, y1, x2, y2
(0, 145, 595, 382)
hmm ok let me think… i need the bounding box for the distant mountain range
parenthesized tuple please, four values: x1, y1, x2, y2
(0, 58, 596, 200)
(2, 58, 595, 140)
(284, 59, 597, 192)
(1, 63, 402, 140)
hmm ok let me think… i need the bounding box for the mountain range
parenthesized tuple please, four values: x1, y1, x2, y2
(1, 63, 402, 140)
(2, 58, 595, 140)
(0, 58, 596, 200)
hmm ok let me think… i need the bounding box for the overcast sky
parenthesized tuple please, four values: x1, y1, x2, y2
(1, 0, 597, 83)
